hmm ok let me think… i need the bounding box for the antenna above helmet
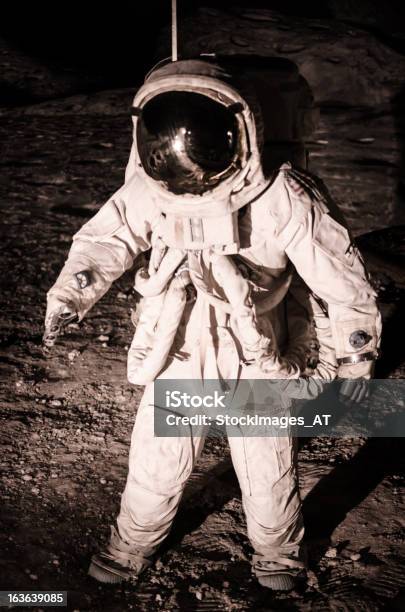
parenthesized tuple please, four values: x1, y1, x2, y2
(172, 0, 178, 62)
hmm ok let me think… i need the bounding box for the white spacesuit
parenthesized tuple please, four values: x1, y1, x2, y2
(44, 59, 381, 590)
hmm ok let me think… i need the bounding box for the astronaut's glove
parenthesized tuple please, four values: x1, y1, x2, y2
(339, 378, 369, 405)
(43, 296, 78, 348)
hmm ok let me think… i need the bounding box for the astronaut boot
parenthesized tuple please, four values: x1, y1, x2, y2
(253, 556, 306, 592)
(88, 527, 152, 584)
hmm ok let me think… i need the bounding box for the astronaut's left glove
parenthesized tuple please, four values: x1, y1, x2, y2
(339, 377, 369, 405)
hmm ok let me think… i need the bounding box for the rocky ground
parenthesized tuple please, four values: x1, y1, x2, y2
(1, 8, 405, 612)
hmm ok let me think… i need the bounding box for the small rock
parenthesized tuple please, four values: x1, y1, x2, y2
(241, 10, 279, 22)
(31, 487, 40, 495)
(195, 591, 203, 600)
(117, 292, 127, 300)
(325, 547, 338, 558)
(350, 553, 361, 561)
(231, 35, 250, 47)
(29, 574, 38, 581)
(100, 478, 107, 485)
(50, 399, 63, 407)
(155, 594, 162, 602)
(306, 570, 319, 589)
(222, 581, 230, 588)
(55, 367, 70, 379)
(22, 474, 32, 481)
(98, 335, 109, 342)
(276, 43, 306, 53)
(68, 350, 80, 362)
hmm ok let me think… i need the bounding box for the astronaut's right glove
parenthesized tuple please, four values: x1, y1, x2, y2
(43, 296, 78, 348)
(337, 355, 376, 405)
(338, 377, 370, 406)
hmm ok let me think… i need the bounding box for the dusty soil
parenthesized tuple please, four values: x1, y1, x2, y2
(1, 60, 405, 612)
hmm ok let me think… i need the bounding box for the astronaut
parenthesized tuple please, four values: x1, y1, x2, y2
(44, 58, 381, 591)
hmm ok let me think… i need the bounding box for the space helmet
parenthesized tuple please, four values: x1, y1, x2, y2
(131, 59, 265, 214)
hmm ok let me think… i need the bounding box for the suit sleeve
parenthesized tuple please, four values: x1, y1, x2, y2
(47, 160, 158, 320)
(273, 167, 381, 379)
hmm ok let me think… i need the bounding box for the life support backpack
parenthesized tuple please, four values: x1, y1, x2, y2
(202, 54, 318, 174)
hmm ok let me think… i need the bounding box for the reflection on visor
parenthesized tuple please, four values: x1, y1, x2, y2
(137, 91, 243, 195)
